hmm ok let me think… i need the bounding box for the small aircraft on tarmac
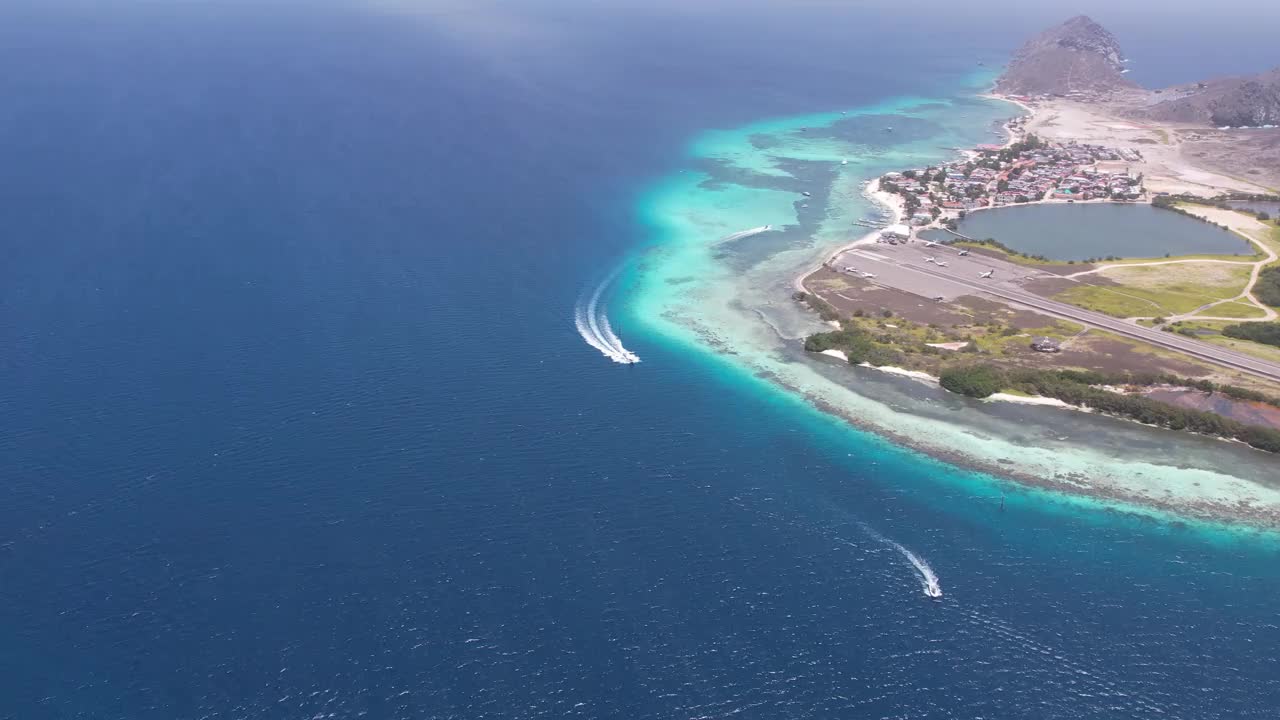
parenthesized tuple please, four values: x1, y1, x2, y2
(923, 240, 939, 248)
(958, 249, 970, 257)
(979, 268, 995, 279)
(935, 260, 949, 268)
(923, 256, 936, 264)
(860, 271, 877, 279)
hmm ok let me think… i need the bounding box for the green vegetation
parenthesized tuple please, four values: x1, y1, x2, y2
(1255, 265, 1280, 308)
(799, 293, 1280, 451)
(1153, 195, 1234, 231)
(939, 365, 1006, 398)
(1054, 265, 1252, 318)
(793, 291, 840, 322)
(1222, 322, 1280, 348)
(801, 299, 1081, 370)
(804, 324, 903, 368)
(1169, 320, 1280, 364)
(953, 238, 1067, 266)
(1208, 301, 1269, 319)
(995, 134, 1042, 163)
(1055, 285, 1164, 317)
(944, 366, 1280, 453)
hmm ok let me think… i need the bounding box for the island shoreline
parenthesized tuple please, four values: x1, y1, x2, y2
(781, 92, 1280, 530)
(775, 359, 1280, 530)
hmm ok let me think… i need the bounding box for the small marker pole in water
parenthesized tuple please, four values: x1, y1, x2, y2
(999, 492, 1006, 512)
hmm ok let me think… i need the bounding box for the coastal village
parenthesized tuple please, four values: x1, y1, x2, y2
(793, 19, 1280, 459)
(877, 132, 1146, 237)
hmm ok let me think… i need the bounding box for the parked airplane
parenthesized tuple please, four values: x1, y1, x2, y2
(923, 240, 939, 248)
(958, 249, 970, 257)
(979, 268, 995, 279)
(935, 260, 949, 267)
(923, 256, 936, 264)
(860, 271, 877, 279)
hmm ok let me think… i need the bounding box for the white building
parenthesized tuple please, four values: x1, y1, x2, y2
(880, 224, 911, 240)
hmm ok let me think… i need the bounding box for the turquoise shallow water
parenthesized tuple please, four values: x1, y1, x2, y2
(7, 2, 1280, 717)
(623, 72, 1280, 530)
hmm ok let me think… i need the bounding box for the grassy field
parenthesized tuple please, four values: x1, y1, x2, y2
(951, 241, 1073, 267)
(1054, 285, 1178, 317)
(1206, 300, 1270, 319)
(954, 239, 1262, 267)
(1167, 320, 1280, 365)
(1100, 250, 1263, 264)
(1054, 263, 1252, 317)
(832, 313, 1082, 369)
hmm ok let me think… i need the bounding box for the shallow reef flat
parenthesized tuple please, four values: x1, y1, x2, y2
(626, 82, 1280, 530)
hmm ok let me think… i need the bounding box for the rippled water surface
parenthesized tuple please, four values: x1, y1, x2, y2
(947, 203, 1253, 260)
(2, 2, 1280, 719)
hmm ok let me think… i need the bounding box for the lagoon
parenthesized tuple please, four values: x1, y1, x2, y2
(1228, 200, 1280, 218)
(933, 202, 1253, 261)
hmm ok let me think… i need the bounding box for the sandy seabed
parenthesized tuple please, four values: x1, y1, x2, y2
(626, 86, 1280, 530)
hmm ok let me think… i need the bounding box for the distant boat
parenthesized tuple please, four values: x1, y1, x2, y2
(802, 191, 812, 197)
(885, 126, 893, 132)
(841, 159, 849, 165)
(721, 225, 774, 243)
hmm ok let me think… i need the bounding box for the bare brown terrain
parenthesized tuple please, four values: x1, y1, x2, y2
(997, 15, 1280, 192)
(806, 267, 1219, 380)
(1148, 388, 1280, 431)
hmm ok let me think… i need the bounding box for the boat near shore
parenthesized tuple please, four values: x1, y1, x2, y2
(720, 225, 774, 242)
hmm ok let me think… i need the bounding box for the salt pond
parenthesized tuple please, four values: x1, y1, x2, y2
(925, 203, 1253, 261)
(1228, 200, 1280, 218)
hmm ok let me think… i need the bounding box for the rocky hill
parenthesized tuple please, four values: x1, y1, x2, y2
(994, 15, 1136, 96)
(1140, 68, 1280, 128)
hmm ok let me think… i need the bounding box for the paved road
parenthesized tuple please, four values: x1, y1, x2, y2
(899, 261, 1280, 383)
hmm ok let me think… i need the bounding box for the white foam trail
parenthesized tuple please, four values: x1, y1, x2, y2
(719, 224, 773, 243)
(860, 523, 942, 598)
(575, 269, 640, 364)
(574, 302, 619, 360)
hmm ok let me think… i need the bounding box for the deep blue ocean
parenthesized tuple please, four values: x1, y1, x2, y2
(3, 2, 1280, 718)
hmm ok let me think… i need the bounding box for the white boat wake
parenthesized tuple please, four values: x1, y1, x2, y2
(860, 523, 942, 598)
(575, 269, 640, 364)
(719, 224, 773, 243)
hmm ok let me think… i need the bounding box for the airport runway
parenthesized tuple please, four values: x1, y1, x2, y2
(833, 242, 1280, 384)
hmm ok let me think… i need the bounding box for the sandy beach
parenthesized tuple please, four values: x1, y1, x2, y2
(633, 88, 1280, 532)
(780, 93, 1280, 529)
(794, 179, 905, 295)
(1004, 95, 1274, 197)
